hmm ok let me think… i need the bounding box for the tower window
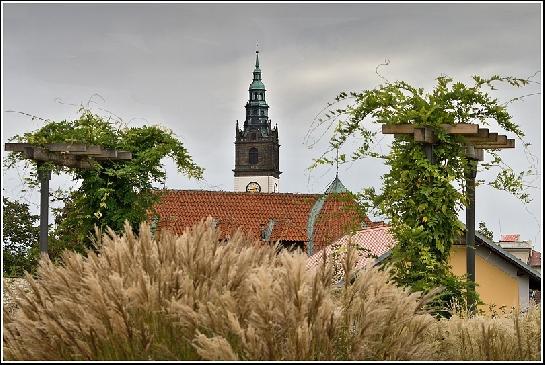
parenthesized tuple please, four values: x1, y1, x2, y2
(249, 147, 258, 165)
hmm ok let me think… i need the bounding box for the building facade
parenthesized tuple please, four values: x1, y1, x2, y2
(233, 51, 281, 193)
(307, 226, 541, 312)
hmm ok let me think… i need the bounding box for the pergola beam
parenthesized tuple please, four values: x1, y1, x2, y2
(382, 124, 514, 149)
(5, 143, 132, 160)
(382, 123, 480, 135)
(23, 146, 93, 169)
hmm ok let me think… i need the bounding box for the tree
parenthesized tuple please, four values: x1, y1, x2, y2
(2, 197, 40, 276)
(5, 108, 204, 256)
(310, 74, 536, 312)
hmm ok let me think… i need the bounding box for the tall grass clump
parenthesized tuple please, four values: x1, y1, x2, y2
(4, 218, 441, 361)
(432, 303, 541, 361)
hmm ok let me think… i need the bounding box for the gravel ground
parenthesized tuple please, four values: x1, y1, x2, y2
(2, 277, 31, 315)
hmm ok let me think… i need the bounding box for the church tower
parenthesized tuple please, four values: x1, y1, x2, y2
(234, 51, 281, 193)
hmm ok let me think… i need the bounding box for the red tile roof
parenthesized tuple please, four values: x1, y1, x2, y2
(153, 190, 374, 253)
(307, 225, 395, 271)
(500, 234, 520, 242)
(529, 250, 541, 267)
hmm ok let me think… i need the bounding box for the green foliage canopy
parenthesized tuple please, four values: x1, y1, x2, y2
(311, 74, 536, 309)
(5, 109, 203, 254)
(2, 197, 40, 276)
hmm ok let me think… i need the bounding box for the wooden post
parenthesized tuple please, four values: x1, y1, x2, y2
(465, 154, 478, 312)
(38, 163, 51, 255)
(423, 144, 433, 163)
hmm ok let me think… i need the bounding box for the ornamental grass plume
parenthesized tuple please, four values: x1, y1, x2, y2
(432, 303, 541, 361)
(3, 218, 541, 361)
(3, 218, 438, 361)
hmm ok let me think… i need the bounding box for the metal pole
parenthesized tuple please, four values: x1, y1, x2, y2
(38, 163, 51, 256)
(465, 157, 478, 312)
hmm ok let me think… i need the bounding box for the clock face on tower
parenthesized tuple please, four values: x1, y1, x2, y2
(246, 182, 261, 193)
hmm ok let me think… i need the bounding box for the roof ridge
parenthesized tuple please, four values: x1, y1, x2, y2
(156, 189, 322, 197)
(358, 223, 391, 231)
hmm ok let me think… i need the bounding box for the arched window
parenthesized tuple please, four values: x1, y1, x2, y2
(249, 147, 258, 165)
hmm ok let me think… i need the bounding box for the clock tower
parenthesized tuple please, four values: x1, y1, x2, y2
(234, 51, 281, 193)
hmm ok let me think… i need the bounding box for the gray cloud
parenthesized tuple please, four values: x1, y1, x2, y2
(2, 3, 542, 249)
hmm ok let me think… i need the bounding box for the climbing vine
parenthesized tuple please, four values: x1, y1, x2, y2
(5, 108, 203, 256)
(309, 74, 539, 310)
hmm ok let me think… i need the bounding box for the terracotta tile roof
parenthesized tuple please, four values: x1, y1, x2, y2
(529, 250, 541, 267)
(307, 225, 395, 271)
(153, 190, 374, 252)
(500, 234, 520, 242)
(308, 225, 541, 286)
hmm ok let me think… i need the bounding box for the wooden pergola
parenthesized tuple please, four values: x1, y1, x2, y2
(382, 123, 515, 311)
(4, 143, 132, 255)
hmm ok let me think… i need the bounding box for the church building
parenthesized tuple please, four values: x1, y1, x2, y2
(152, 51, 376, 254)
(233, 51, 280, 193)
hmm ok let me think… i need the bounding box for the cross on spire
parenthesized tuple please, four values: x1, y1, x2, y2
(255, 43, 260, 69)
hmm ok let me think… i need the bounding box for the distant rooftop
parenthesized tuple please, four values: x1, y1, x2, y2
(497, 233, 533, 250)
(499, 241, 533, 249)
(500, 234, 521, 242)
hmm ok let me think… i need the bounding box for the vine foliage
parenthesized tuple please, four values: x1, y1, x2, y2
(311, 74, 537, 310)
(5, 108, 203, 257)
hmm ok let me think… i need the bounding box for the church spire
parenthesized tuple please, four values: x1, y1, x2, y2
(250, 51, 264, 89)
(246, 49, 268, 126)
(234, 49, 281, 193)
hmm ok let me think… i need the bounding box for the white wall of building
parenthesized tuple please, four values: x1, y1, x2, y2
(517, 275, 530, 310)
(234, 176, 279, 193)
(498, 242, 533, 264)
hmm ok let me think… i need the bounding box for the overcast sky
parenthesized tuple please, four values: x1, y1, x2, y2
(2, 2, 542, 250)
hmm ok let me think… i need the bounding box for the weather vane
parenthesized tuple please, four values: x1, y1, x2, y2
(256, 41, 259, 53)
